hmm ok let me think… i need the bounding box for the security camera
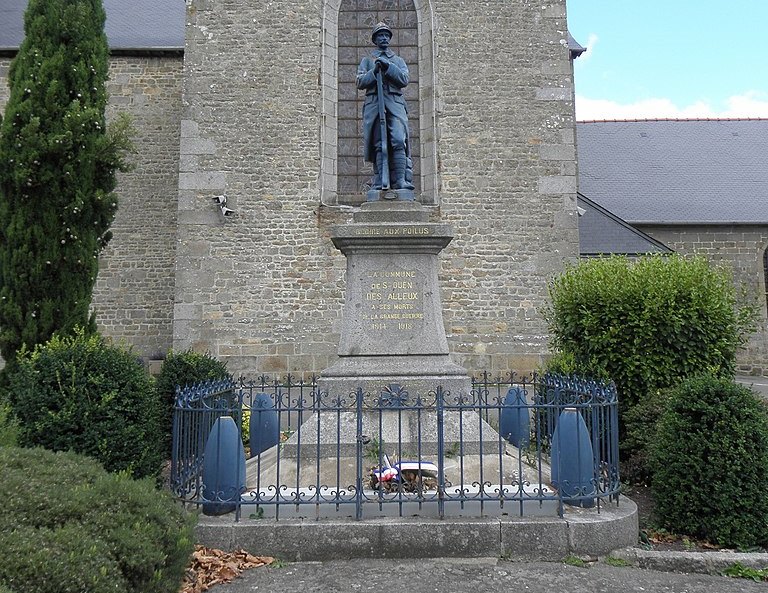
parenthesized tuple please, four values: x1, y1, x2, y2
(220, 205, 235, 216)
(212, 195, 227, 205)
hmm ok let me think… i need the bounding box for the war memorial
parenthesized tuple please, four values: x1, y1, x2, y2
(0, 0, 640, 560)
(169, 9, 637, 559)
(163, 0, 582, 381)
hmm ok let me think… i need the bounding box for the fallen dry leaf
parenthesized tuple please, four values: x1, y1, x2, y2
(180, 545, 274, 593)
(646, 529, 678, 544)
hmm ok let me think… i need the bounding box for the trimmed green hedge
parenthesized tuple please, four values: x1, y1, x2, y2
(545, 255, 754, 413)
(0, 447, 195, 593)
(650, 376, 768, 548)
(156, 349, 230, 453)
(620, 387, 672, 485)
(0, 402, 19, 447)
(545, 253, 756, 452)
(8, 331, 163, 479)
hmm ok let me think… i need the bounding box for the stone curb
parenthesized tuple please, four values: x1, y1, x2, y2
(611, 546, 768, 576)
(195, 498, 638, 562)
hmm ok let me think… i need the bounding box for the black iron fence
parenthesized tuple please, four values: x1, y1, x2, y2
(170, 373, 620, 521)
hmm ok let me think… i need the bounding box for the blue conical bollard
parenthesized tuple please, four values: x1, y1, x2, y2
(202, 416, 246, 515)
(249, 392, 279, 458)
(499, 386, 530, 448)
(551, 407, 596, 508)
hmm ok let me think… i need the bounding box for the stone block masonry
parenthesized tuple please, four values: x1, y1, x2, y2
(414, 0, 580, 375)
(92, 57, 183, 360)
(0, 58, 9, 107)
(175, 0, 579, 379)
(5, 4, 766, 379)
(176, 0, 346, 376)
(2, 2, 580, 376)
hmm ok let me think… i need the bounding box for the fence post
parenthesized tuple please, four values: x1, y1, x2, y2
(610, 382, 620, 503)
(436, 385, 445, 519)
(235, 384, 244, 522)
(170, 386, 181, 495)
(355, 387, 364, 521)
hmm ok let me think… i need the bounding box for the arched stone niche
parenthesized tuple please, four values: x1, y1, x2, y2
(320, 0, 438, 206)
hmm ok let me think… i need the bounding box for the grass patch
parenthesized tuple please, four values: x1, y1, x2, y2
(562, 555, 588, 568)
(603, 556, 630, 567)
(721, 562, 768, 582)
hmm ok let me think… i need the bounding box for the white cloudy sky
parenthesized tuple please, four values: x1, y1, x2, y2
(567, 1, 768, 120)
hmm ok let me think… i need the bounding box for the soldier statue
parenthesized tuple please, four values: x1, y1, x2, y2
(357, 22, 415, 200)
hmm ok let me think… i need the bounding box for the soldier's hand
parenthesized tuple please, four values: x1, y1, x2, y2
(375, 58, 390, 72)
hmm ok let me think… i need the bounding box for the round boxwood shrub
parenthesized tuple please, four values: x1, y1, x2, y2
(156, 349, 230, 452)
(650, 375, 768, 548)
(620, 387, 673, 485)
(8, 331, 163, 479)
(545, 254, 758, 485)
(0, 447, 195, 593)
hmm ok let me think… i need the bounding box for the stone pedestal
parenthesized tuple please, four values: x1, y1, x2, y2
(366, 188, 415, 202)
(320, 201, 469, 397)
(280, 202, 501, 481)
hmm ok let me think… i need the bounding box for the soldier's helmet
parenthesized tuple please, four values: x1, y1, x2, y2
(371, 22, 393, 43)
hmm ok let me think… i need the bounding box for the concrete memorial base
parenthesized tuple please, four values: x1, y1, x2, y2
(320, 200, 467, 400)
(366, 188, 415, 202)
(311, 200, 493, 459)
(243, 443, 558, 519)
(195, 498, 639, 561)
(319, 355, 470, 405)
(280, 408, 501, 458)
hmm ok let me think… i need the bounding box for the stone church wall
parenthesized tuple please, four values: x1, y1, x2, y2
(4, 8, 768, 380)
(429, 1, 579, 374)
(175, 0, 580, 378)
(3, 1, 582, 377)
(94, 56, 183, 360)
(0, 58, 10, 107)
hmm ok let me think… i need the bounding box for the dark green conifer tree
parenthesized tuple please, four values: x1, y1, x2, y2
(0, 0, 131, 364)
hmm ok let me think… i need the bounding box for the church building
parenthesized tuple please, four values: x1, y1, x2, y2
(2, 1, 765, 377)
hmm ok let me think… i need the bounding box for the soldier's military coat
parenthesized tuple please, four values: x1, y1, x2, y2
(356, 48, 411, 163)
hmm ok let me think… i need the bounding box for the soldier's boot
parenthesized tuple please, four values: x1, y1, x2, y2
(391, 150, 414, 190)
(372, 150, 387, 189)
(405, 156, 414, 186)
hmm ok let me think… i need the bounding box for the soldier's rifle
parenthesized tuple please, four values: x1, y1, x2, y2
(375, 63, 390, 189)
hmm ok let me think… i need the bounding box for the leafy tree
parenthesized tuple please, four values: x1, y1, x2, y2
(0, 0, 132, 366)
(156, 350, 231, 455)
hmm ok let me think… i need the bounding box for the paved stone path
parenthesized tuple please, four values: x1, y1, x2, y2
(208, 557, 766, 593)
